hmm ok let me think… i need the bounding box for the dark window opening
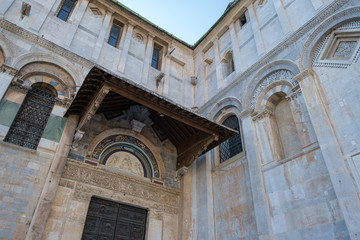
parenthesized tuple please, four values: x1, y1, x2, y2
(57, 0, 76, 22)
(108, 21, 123, 48)
(219, 115, 243, 163)
(239, 13, 247, 27)
(4, 84, 56, 150)
(151, 44, 162, 70)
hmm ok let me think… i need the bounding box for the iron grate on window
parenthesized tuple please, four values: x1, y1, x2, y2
(219, 115, 243, 163)
(4, 84, 56, 150)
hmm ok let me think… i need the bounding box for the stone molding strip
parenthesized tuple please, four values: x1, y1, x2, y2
(0, 19, 94, 69)
(198, 0, 350, 114)
(261, 142, 320, 172)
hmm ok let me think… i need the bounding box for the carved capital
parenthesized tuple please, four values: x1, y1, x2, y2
(294, 69, 314, 82)
(9, 79, 29, 93)
(252, 109, 273, 121)
(1, 65, 18, 76)
(55, 97, 72, 108)
(286, 89, 302, 101)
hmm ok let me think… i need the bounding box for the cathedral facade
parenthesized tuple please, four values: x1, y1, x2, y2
(0, 0, 360, 239)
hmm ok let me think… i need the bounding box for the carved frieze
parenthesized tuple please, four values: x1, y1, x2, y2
(62, 160, 179, 214)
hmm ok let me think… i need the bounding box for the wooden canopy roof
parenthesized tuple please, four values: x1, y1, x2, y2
(66, 66, 236, 169)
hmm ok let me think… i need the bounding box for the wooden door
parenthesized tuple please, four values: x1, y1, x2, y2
(82, 197, 147, 240)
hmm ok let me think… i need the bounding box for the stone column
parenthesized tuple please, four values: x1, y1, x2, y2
(26, 114, 80, 240)
(0, 0, 15, 17)
(254, 110, 284, 164)
(91, 9, 113, 60)
(141, 34, 154, 85)
(0, 65, 17, 99)
(242, 114, 272, 239)
(118, 21, 135, 73)
(271, 0, 292, 35)
(213, 38, 223, 89)
(228, 21, 243, 73)
(296, 70, 360, 239)
(30, 0, 58, 32)
(63, 0, 89, 47)
(247, 3, 266, 56)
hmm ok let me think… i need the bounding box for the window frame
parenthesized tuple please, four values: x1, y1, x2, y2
(107, 19, 124, 48)
(151, 43, 163, 70)
(219, 115, 243, 164)
(56, 0, 77, 22)
(239, 11, 248, 28)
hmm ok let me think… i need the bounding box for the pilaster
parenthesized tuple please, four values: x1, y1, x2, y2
(213, 38, 223, 89)
(0, 0, 15, 18)
(30, 0, 58, 32)
(247, 3, 266, 56)
(253, 109, 284, 164)
(25, 114, 80, 240)
(271, 0, 292, 35)
(228, 21, 243, 73)
(0, 64, 17, 99)
(297, 70, 360, 239)
(141, 33, 155, 85)
(91, 9, 113, 60)
(242, 115, 272, 239)
(63, 0, 90, 47)
(118, 21, 135, 73)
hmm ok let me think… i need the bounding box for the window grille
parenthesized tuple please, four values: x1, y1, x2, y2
(219, 115, 243, 163)
(108, 21, 122, 47)
(4, 84, 56, 150)
(57, 0, 76, 21)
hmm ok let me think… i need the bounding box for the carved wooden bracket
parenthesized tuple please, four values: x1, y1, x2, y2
(175, 166, 188, 181)
(71, 130, 85, 149)
(76, 84, 111, 131)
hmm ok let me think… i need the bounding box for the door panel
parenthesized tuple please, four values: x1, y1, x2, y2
(82, 197, 147, 240)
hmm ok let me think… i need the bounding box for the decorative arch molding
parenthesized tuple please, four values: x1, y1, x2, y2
(300, 6, 360, 71)
(207, 96, 242, 121)
(249, 69, 298, 113)
(12, 52, 85, 86)
(12, 62, 76, 105)
(85, 128, 166, 184)
(243, 60, 300, 110)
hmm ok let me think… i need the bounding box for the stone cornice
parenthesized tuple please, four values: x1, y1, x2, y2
(197, 0, 350, 115)
(0, 19, 94, 69)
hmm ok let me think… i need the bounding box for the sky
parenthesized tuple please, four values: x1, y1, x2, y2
(116, 0, 233, 45)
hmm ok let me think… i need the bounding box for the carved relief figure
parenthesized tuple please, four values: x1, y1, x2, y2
(106, 151, 144, 177)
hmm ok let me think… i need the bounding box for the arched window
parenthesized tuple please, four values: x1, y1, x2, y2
(219, 115, 243, 163)
(4, 83, 57, 149)
(222, 52, 235, 78)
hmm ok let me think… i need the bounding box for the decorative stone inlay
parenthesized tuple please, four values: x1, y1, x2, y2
(250, 70, 296, 110)
(312, 20, 360, 68)
(62, 160, 179, 214)
(17, 62, 76, 100)
(333, 41, 358, 58)
(87, 134, 160, 179)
